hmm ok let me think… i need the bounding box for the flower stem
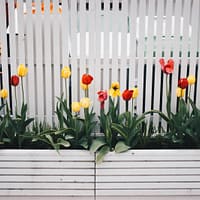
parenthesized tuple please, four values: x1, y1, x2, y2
(65, 78, 68, 107)
(132, 98, 134, 116)
(21, 77, 24, 103)
(14, 87, 18, 114)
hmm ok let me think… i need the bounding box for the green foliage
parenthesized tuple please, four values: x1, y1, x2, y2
(0, 103, 34, 148)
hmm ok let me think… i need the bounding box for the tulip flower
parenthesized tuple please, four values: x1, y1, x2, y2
(176, 87, 185, 98)
(97, 90, 108, 109)
(10, 75, 19, 86)
(109, 82, 120, 98)
(187, 75, 196, 85)
(10, 75, 20, 113)
(80, 97, 91, 108)
(17, 64, 28, 77)
(122, 89, 133, 101)
(159, 58, 174, 74)
(80, 81, 89, 91)
(61, 66, 71, 79)
(72, 102, 81, 113)
(132, 87, 139, 99)
(17, 64, 28, 103)
(82, 74, 93, 85)
(0, 89, 8, 99)
(178, 78, 188, 89)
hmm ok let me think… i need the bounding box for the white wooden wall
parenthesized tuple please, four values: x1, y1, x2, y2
(0, 150, 200, 200)
(0, 0, 200, 125)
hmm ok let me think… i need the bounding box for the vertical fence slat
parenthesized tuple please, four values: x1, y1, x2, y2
(43, 0, 53, 124)
(26, 0, 36, 118)
(181, 0, 191, 78)
(189, 0, 199, 100)
(70, 0, 79, 103)
(35, 0, 45, 121)
(146, 0, 155, 114)
(137, 0, 146, 114)
(171, 0, 182, 112)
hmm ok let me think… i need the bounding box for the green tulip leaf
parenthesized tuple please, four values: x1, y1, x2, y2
(115, 141, 130, 153)
(96, 145, 110, 164)
(90, 138, 106, 153)
(57, 138, 71, 148)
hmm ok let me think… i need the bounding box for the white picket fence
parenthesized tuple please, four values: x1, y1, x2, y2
(0, 0, 200, 125)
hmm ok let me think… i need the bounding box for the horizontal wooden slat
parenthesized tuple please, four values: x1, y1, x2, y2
(100, 150, 200, 161)
(0, 197, 94, 200)
(0, 161, 94, 168)
(96, 182, 200, 189)
(0, 150, 94, 161)
(0, 175, 94, 183)
(0, 182, 93, 189)
(97, 175, 200, 183)
(96, 168, 200, 176)
(96, 189, 200, 196)
(0, 189, 94, 196)
(0, 168, 94, 175)
(97, 161, 200, 168)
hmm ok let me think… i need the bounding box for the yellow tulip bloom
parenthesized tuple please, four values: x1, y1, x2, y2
(80, 97, 91, 108)
(132, 87, 139, 99)
(71, 102, 81, 113)
(80, 81, 89, 90)
(0, 89, 8, 99)
(111, 82, 120, 90)
(109, 88, 120, 98)
(187, 75, 196, 85)
(17, 64, 28, 77)
(109, 81, 120, 98)
(176, 87, 185, 98)
(61, 66, 71, 79)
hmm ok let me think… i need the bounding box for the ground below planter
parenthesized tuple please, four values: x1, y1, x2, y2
(0, 149, 200, 200)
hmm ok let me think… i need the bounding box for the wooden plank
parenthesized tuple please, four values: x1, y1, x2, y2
(43, 0, 53, 124)
(96, 168, 200, 176)
(0, 175, 94, 183)
(26, 0, 36, 118)
(34, 0, 45, 121)
(97, 175, 200, 182)
(0, 168, 94, 175)
(96, 197, 200, 200)
(0, 0, 9, 102)
(137, 0, 146, 114)
(96, 182, 200, 189)
(0, 189, 94, 196)
(96, 189, 200, 196)
(0, 197, 94, 200)
(180, 0, 191, 78)
(0, 182, 94, 189)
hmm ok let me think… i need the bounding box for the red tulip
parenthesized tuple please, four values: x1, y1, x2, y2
(178, 78, 188, 89)
(10, 75, 19, 86)
(159, 58, 174, 74)
(82, 74, 93, 85)
(122, 89, 133, 101)
(97, 90, 108, 109)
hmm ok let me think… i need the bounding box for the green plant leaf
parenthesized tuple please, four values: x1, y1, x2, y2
(96, 145, 110, 164)
(90, 137, 106, 153)
(111, 123, 128, 139)
(115, 141, 130, 153)
(57, 138, 71, 148)
(55, 128, 74, 135)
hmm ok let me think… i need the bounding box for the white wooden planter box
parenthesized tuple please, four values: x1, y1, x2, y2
(0, 150, 200, 200)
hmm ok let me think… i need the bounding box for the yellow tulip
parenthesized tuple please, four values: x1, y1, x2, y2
(109, 88, 120, 98)
(187, 75, 196, 85)
(80, 97, 91, 108)
(80, 81, 89, 90)
(0, 89, 8, 99)
(17, 64, 28, 77)
(132, 87, 139, 99)
(176, 87, 185, 98)
(61, 66, 71, 79)
(71, 102, 81, 113)
(111, 82, 120, 90)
